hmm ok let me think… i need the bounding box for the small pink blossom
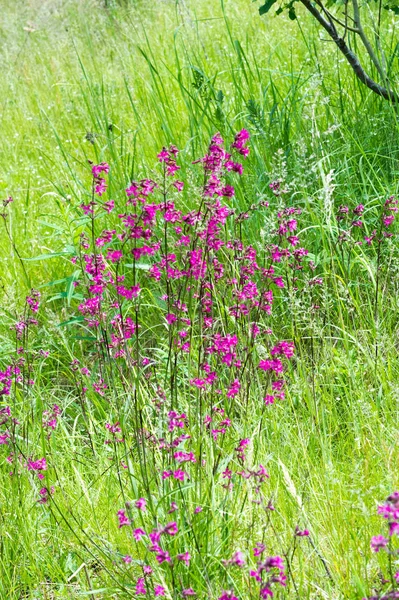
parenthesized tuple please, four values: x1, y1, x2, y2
(370, 535, 389, 552)
(135, 497, 147, 511)
(122, 555, 132, 564)
(117, 510, 131, 528)
(154, 585, 165, 597)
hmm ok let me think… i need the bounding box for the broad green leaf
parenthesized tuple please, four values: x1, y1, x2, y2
(259, 0, 277, 15)
(58, 317, 85, 327)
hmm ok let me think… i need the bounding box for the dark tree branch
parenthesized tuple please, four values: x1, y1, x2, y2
(317, 4, 359, 36)
(299, 0, 398, 102)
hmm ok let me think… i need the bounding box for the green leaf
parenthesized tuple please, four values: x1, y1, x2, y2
(47, 292, 83, 302)
(288, 5, 297, 19)
(384, 3, 399, 12)
(23, 251, 75, 262)
(259, 0, 277, 15)
(38, 219, 65, 232)
(58, 316, 85, 328)
(40, 277, 71, 288)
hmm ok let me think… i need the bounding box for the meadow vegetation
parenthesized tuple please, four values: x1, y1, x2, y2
(1, 1, 399, 599)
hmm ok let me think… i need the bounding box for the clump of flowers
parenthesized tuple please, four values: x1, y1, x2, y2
(0, 129, 330, 599)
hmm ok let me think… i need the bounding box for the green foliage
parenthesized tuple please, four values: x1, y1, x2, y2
(1, 1, 399, 599)
(259, 0, 297, 19)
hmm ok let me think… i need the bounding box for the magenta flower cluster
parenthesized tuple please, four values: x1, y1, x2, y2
(2, 127, 396, 599)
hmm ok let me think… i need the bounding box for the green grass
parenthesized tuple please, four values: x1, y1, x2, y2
(1, 0, 399, 599)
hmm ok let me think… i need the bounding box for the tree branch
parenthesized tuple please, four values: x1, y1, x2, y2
(314, 0, 360, 34)
(352, 0, 386, 81)
(299, 0, 397, 102)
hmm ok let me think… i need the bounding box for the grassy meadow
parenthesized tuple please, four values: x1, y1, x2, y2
(1, 0, 399, 599)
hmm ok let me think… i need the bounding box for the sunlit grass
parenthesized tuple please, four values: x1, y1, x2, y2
(1, 1, 399, 599)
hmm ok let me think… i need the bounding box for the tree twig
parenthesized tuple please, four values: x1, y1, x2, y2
(299, 0, 398, 102)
